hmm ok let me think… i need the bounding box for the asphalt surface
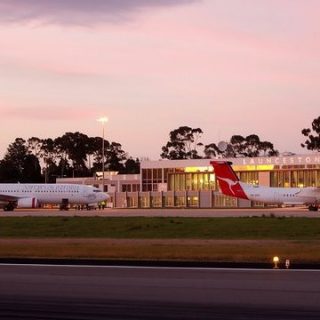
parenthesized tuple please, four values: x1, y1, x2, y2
(1, 264, 320, 319)
(0, 206, 319, 217)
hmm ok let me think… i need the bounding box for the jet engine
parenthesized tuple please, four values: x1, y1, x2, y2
(17, 198, 40, 208)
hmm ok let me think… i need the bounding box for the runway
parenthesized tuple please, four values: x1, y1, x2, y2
(1, 264, 320, 319)
(0, 206, 319, 217)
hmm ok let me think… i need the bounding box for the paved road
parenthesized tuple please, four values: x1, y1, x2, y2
(0, 207, 319, 217)
(1, 264, 320, 319)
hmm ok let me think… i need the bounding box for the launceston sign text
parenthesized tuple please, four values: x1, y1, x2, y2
(238, 155, 320, 166)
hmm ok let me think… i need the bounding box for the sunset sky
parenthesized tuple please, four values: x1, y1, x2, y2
(0, 0, 319, 160)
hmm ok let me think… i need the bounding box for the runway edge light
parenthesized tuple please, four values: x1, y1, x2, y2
(285, 259, 290, 269)
(273, 256, 279, 269)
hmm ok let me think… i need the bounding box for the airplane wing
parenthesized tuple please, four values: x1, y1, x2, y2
(306, 187, 320, 195)
(0, 194, 19, 202)
(299, 187, 320, 203)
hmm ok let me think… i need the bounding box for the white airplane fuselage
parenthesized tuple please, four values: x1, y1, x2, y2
(241, 183, 318, 206)
(0, 183, 109, 210)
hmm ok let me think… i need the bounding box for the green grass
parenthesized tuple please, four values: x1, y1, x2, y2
(1, 216, 320, 240)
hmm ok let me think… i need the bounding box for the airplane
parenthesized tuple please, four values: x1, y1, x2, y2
(0, 183, 109, 211)
(210, 161, 320, 211)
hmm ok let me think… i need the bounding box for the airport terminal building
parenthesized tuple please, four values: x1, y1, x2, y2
(58, 154, 320, 209)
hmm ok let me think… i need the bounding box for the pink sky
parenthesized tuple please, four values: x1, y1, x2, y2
(0, 0, 319, 160)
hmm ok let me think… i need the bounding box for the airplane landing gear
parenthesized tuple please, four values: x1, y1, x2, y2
(308, 204, 319, 212)
(3, 202, 15, 211)
(59, 198, 69, 211)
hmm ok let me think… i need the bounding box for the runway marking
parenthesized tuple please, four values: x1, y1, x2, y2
(1, 263, 320, 273)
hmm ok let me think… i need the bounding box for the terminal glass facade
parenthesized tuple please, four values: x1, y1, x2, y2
(270, 167, 320, 188)
(168, 172, 216, 191)
(142, 167, 216, 192)
(142, 168, 164, 191)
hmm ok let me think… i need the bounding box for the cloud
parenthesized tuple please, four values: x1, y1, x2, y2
(1, 105, 99, 121)
(0, 0, 198, 26)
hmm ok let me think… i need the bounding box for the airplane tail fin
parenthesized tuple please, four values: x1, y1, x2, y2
(210, 161, 248, 200)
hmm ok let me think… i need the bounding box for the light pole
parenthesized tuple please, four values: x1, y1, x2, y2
(97, 117, 108, 192)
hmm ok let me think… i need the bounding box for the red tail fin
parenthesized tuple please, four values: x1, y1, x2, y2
(210, 161, 248, 200)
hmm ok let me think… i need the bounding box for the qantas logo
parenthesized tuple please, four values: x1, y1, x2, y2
(217, 177, 240, 196)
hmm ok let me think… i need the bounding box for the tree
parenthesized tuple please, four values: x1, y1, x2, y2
(22, 154, 42, 182)
(161, 126, 203, 159)
(88, 138, 128, 174)
(40, 138, 57, 165)
(55, 132, 91, 177)
(230, 134, 278, 157)
(87, 136, 102, 173)
(88, 136, 105, 174)
(0, 138, 27, 182)
(0, 138, 42, 182)
(204, 134, 278, 158)
(3, 138, 28, 169)
(124, 158, 140, 174)
(230, 135, 247, 157)
(27, 137, 43, 158)
(301, 116, 320, 152)
(106, 142, 127, 173)
(203, 143, 221, 158)
(40, 138, 59, 182)
(259, 141, 279, 157)
(244, 134, 261, 157)
(204, 142, 236, 158)
(0, 159, 20, 182)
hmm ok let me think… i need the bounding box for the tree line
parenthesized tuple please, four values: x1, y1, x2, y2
(161, 128, 279, 160)
(0, 132, 140, 183)
(161, 116, 320, 160)
(0, 116, 319, 182)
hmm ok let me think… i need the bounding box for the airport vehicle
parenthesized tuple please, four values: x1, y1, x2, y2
(211, 161, 320, 211)
(0, 183, 109, 211)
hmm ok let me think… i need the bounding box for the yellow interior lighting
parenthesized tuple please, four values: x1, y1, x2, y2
(232, 165, 274, 171)
(185, 166, 213, 173)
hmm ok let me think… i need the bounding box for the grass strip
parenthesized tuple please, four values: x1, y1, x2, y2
(0, 239, 319, 264)
(1, 216, 320, 240)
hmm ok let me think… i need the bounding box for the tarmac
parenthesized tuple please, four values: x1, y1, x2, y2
(0, 206, 319, 217)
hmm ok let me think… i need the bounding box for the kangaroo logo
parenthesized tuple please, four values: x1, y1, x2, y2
(217, 177, 240, 196)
